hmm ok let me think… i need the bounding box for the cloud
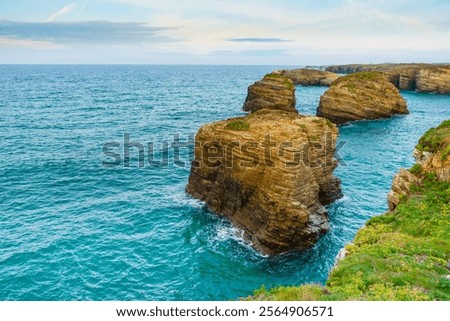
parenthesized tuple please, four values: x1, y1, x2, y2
(75, 2, 88, 20)
(211, 49, 287, 56)
(0, 36, 63, 49)
(0, 20, 175, 45)
(228, 38, 290, 43)
(46, 3, 77, 22)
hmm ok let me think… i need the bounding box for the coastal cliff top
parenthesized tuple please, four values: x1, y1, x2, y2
(325, 63, 450, 73)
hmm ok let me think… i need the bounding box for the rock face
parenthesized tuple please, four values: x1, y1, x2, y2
(278, 68, 340, 86)
(387, 169, 418, 211)
(317, 71, 409, 124)
(186, 109, 342, 255)
(388, 120, 450, 210)
(243, 73, 296, 113)
(325, 63, 450, 93)
(415, 68, 450, 94)
(414, 120, 450, 182)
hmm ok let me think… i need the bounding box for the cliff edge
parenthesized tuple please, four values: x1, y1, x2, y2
(249, 120, 450, 300)
(325, 63, 450, 94)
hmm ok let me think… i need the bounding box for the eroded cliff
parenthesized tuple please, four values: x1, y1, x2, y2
(325, 63, 450, 94)
(187, 73, 342, 255)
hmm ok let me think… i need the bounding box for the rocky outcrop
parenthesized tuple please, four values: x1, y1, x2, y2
(415, 68, 450, 94)
(317, 71, 409, 124)
(325, 63, 422, 74)
(186, 108, 342, 255)
(243, 73, 296, 113)
(387, 169, 419, 211)
(388, 120, 450, 210)
(325, 63, 450, 93)
(278, 68, 340, 86)
(414, 120, 450, 182)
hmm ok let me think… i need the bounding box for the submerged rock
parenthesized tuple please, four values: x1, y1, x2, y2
(317, 71, 408, 124)
(243, 73, 296, 113)
(279, 68, 340, 86)
(186, 109, 341, 255)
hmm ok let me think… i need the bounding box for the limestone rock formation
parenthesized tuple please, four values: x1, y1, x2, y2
(325, 63, 450, 93)
(278, 68, 340, 86)
(388, 120, 450, 211)
(186, 109, 342, 255)
(243, 73, 296, 113)
(415, 68, 450, 94)
(414, 120, 450, 182)
(317, 71, 409, 124)
(387, 169, 418, 211)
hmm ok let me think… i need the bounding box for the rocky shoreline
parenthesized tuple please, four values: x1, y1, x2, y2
(186, 64, 448, 259)
(325, 63, 450, 94)
(247, 120, 450, 300)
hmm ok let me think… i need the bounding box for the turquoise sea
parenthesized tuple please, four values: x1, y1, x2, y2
(0, 65, 449, 300)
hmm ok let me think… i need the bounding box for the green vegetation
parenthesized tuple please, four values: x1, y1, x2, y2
(345, 82, 357, 94)
(349, 71, 382, 81)
(299, 124, 308, 132)
(250, 175, 450, 301)
(311, 118, 335, 130)
(325, 118, 334, 129)
(225, 120, 250, 131)
(250, 285, 327, 301)
(416, 120, 450, 154)
(264, 73, 294, 89)
(334, 71, 382, 92)
(409, 163, 423, 175)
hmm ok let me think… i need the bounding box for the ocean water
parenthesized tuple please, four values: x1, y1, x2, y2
(0, 65, 449, 300)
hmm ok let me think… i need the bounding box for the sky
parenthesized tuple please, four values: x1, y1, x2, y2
(0, 0, 449, 64)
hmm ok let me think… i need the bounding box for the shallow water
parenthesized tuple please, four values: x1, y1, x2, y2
(0, 65, 449, 300)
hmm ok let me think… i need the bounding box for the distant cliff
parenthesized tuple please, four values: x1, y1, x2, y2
(325, 63, 450, 94)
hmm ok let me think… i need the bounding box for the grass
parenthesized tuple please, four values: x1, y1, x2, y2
(345, 82, 357, 93)
(225, 120, 250, 131)
(264, 73, 294, 89)
(250, 175, 450, 301)
(416, 120, 450, 154)
(334, 71, 382, 91)
(409, 163, 423, 175)
(349, 71, 382, 81)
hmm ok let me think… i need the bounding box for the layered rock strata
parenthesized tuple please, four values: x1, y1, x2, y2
(243, 73, 296, 113)
(187, 73, 342, 255)
(278, 68, 340, 86)
(325, 63, 450, 93)
(388, 120, 450, 210)
(317, 71, 408, 124)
